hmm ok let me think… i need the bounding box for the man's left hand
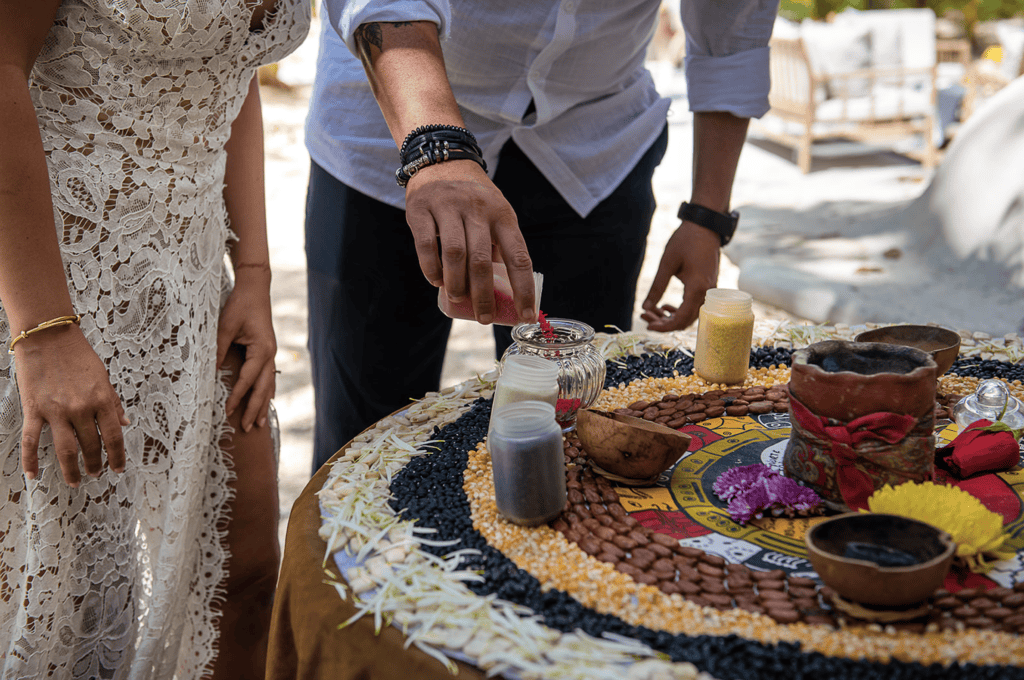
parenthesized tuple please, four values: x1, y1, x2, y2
(640, 220, 721, 331)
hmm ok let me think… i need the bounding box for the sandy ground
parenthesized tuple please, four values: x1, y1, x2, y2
(263, 20, 938, 541)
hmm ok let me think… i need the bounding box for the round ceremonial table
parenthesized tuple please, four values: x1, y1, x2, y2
(267, 329, 1024, 680)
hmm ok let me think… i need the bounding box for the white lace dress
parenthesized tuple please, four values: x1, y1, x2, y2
(0, 1, 308, 677)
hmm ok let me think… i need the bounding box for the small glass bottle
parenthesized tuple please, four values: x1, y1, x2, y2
(488, 401, 566, 526)
(694, 289, 755, 385)
(500, 318, 606, 431)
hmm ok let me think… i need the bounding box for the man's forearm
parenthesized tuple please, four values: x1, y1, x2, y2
(354, 20, 465, 148)
(690, 111, 750, 213)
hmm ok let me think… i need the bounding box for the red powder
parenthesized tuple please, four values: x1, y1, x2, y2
(538, 310, 556, 341)
(556, 398, 581, 415)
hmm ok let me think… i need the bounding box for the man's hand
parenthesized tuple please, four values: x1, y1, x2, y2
(641, 220, 721, 331)
(405, 159, 536, 325)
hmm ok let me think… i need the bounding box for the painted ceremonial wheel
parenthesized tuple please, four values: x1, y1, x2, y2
(613, 413, 1024, 587)
(319, 332, 1024, 680)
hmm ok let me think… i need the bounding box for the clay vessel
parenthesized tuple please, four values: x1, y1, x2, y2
(575, 409, 691, 484)
(806, 512, 955, 607)
(854, 325, 961, 377)
(789, 340, 937, 421)
(784, 341, 938, 509)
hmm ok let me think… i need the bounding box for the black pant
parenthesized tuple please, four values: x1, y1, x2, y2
(305, 126, 668, 471)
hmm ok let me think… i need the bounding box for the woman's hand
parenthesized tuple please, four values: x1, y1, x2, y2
(14, 325, 128, 487)
(216, 266, 277, 432)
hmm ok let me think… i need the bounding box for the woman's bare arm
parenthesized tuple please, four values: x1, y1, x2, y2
(0, 0, 127, 486)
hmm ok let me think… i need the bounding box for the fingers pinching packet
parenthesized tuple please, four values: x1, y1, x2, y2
(437, 263, 543, 325)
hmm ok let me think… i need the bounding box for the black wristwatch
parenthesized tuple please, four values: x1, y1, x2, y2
(677, 201, 739, 246)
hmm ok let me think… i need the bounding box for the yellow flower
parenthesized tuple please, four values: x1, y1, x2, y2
(866, 481, 1014, 573)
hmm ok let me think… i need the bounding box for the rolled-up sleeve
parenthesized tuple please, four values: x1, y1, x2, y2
(324, 0, 452, 57)
(679, 0, 779, 118)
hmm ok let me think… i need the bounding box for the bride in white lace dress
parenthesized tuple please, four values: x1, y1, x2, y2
(0, 1, 308, 678)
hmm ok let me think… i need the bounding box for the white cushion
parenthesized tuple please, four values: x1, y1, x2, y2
(996, 22, 1024, 82)
(815, 85, 933, 122)
(800, 19, 873, 99)
(831, 8, 936, 80)
(772, 16, 801, 40)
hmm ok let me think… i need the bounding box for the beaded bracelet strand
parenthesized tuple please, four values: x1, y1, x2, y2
(395, 124, 486, 187)
(8, 314, 83, 355)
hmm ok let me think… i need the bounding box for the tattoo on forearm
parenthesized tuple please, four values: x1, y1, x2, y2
(354, 21, 418, 54)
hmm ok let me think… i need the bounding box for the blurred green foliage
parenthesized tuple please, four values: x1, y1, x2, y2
(780, 0, 1024, 28)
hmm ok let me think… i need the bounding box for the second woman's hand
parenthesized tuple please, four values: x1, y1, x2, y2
(216, 266, 277, 432)
(14, 324, 128, 488)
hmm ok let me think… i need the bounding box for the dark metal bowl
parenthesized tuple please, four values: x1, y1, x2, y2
(854, 325, 961, 376)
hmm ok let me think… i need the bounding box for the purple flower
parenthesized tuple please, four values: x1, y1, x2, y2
(713, 464, 822, 525)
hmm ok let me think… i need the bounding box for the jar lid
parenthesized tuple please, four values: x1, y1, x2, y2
(491, 401, 557, 438)
(952, 379, 1024, 431)
(500, 355, 559, 387)
(703, 288, 752, 315)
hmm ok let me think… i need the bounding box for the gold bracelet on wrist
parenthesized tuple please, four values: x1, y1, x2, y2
(8, 314, 83, 355)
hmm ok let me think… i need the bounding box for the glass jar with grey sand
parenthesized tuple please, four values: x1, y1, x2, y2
(488, 401, 566, 526)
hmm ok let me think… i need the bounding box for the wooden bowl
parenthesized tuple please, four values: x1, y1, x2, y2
(806, 512, 956, 607)
(575, 409, 691, 484)
(854, 325, 961, 376)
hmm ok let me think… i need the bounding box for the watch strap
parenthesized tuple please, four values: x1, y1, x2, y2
(677, 201, 739, 246)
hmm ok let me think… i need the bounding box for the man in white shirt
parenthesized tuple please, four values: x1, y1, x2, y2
(306, 0, 779, 471)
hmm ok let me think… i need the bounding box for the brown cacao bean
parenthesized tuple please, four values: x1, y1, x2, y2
(747, 401, 773, 414)
(611, 535, 638, 551)
(615, 562, 642, 578)
(659, 581, 681, 595)
(697, 563, 724, 578)
(635, 572, 659, 586)
(952, 606, 979, 619)
(701, 554, 726, 567)
(647, 543, 673, 558)
(788, 587, 817, 600)
(700, 580, 727, 595)
(758, 590, 790, 602)
(756, 579, 785, 591)
(628, 530, 650, 546)
(600, 542, 626, 560)
(704, 593, 733, 608)
(987, 607, 1014, 620)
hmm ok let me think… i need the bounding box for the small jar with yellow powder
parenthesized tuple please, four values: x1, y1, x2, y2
(694, 289, 754, 384)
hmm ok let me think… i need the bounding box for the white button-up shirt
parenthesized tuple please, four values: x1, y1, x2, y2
(308, 0, 777, 217)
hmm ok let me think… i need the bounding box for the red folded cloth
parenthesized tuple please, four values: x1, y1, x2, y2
(789, 397, 919, 510)
(936, 419, 1023, 478)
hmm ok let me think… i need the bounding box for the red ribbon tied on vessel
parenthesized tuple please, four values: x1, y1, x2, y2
(789, 396, 918, 510)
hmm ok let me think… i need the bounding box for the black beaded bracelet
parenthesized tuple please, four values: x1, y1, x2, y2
(396, 125, 487, 188)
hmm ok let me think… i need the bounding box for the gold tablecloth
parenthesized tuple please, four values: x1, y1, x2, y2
(267, 452, 487, 680)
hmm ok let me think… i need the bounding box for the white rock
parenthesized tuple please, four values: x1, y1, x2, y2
(349, 576, 375, 595)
